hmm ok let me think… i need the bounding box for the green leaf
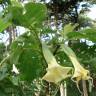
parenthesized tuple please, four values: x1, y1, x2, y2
(61, 23, 78, 39)
(67, 32, 85, 40)
(10, 32, 43, 81)
(0, 64, 8, 81)
(18, 49, 43, 81)
(9, 6, 24, 26)
(24, 3, 47, 27)
(10, 0, 22, 7)
(10, 76, 19, 86)
(10, 2, 47, 28)
(0, 14, 12, 32)
(67, 28, 96, 42)
(80, 29, 96, 42)
(10, 47, 22, 65)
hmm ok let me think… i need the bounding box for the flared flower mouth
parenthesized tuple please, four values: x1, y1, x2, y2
(42, 42, 92, 84)
(60, 44, 93, 94)
(69, 56, 91, 83)
(43, 65, 72, 83)
(42, 42, 72, 83)
(71, 67, 90, 83)
(60, 44, 92, 83)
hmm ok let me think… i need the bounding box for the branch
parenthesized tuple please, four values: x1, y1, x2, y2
(0, 55, 9, 67)
(82, 80, 88, 96)
(60, 82, 67, 96)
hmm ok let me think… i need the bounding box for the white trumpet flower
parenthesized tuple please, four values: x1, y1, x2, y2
(42, 43, 72, 83)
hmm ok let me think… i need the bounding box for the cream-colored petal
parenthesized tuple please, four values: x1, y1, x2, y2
(61, 44, 91, 83)
(43, 66, 72, 83)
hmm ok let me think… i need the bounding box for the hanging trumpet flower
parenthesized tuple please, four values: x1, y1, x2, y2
(60, 44, 92, 83)
(42, 42, 72, 83)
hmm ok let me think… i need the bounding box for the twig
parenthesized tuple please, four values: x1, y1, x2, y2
(82, 80, 88, 96)
(60, 82, 67, 96)
(0, 55, 9, 67)
(60, 83, 64, 96)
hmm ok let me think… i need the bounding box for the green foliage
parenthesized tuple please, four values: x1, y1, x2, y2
(0, 14, 12, 32)
(0, 43, 6, 61)
(61, 23, 78, 38)
(0, 0, 11, 4)
(9, 2, 47, 28)
(0, 0, 96, 96)
(10, 32, 44, 81)
(0, 64, 8, 81)
(67, 28, 96, 42)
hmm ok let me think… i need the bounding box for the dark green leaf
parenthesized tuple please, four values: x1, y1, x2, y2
(10, 3, 47, 28)
(0, 14, 12, 32)
(67, 28, 96, 42)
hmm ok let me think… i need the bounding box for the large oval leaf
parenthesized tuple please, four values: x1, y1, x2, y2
(9, 3, 47, 28)
(10, 32, 43, 81)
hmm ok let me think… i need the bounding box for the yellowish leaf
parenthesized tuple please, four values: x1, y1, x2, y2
(61, 23, 78, 38)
